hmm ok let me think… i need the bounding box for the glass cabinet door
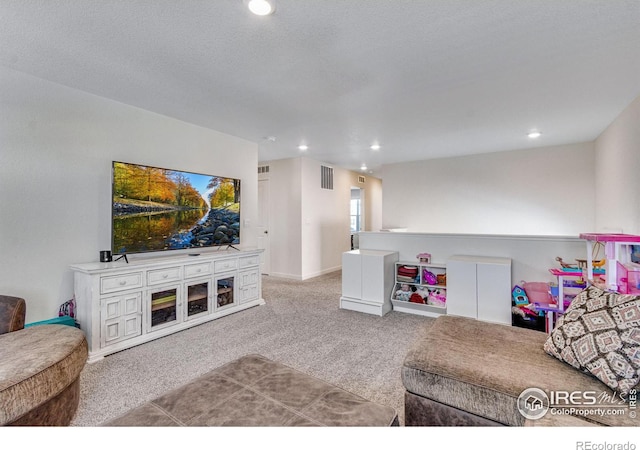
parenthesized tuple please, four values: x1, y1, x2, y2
(216, 276, 235, 310)
(150, 286, 179, 330)
(186, 280, 209, 319)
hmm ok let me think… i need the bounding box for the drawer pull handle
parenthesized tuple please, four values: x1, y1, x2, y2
(162, 274, 168, 279)
(119, 280, 127, 286)
(197, 269, 201, 272)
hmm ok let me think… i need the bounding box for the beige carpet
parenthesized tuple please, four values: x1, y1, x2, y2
(72, 270, 434, 426)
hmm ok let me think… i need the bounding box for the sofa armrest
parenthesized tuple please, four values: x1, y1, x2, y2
(0, 295, 26, 334)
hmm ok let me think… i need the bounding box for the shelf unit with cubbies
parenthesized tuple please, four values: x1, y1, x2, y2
(390, 261, 447, 317)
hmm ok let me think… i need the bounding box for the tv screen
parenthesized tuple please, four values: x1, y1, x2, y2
(112, 161, 240, 255)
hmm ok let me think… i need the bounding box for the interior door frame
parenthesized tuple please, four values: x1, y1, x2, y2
(258, 176, 270, 275)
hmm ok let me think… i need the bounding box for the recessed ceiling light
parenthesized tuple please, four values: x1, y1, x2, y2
(247, 0, 275, 16)
(360, 164, 368, 171)
(298, 144, 308, 151)
(527, 131, 541, 139)
(370, 143, 381, 151)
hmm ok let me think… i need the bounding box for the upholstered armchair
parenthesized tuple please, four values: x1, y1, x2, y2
(0, 295, 26, 334)
(0, 295, 88, 426)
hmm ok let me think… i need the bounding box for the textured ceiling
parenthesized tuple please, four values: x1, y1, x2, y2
(1, 0, 639, 174)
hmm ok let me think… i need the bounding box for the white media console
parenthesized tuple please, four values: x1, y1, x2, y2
(71, 249, 264, 363)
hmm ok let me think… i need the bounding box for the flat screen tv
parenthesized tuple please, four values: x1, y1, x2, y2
(111, 161, 240, 255)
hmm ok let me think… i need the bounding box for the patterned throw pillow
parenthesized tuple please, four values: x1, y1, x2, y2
(543, 285, 640, 396)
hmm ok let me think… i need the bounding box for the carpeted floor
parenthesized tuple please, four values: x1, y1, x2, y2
(72, 270, 434, 426)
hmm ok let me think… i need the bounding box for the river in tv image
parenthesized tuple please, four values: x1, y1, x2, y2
(111, 162, 241, 254)
(113, 206, 240, 253)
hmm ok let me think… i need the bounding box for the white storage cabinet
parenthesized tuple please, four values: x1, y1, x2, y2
(340, 249, 399, 316)
(446, 255, 512, 324)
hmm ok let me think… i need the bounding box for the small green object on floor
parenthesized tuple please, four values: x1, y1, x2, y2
(25, 315, 78, 328)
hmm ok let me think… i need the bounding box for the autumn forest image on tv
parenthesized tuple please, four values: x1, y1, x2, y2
(112, 162, 240, 254)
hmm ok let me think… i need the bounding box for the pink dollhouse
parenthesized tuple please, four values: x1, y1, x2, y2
(542, 233, 640, 333)
(580, 233, 640, 294)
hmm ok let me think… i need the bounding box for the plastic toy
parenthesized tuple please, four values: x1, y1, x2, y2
(416, 252, 431, 263)
(511, 285, 529, 306)
(555, 256, 578, 270)
(580, 233, 640, 293)
(422, 269, 437, 285)
(511, 284, 546, 321)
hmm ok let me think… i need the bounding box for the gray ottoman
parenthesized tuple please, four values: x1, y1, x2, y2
(105, 354, 398, 426)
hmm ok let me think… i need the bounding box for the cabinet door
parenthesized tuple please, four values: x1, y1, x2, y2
(215, 274, 237, 311)
(148, 285, 181, 332)
(104, 315, 142, 346)
(477, 262, 512, 325)
(361, 252, 397, 304)
(101, 292, 142, 347)
(238, 269, 259, 304)
(446, 259, 478, 319)
(341, 251, 362, 299)
(361, 253, 383, 303)
(185, 279, 211, 320)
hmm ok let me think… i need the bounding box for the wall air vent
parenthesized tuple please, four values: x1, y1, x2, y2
(358, 175, 366, 183)
(258, 165, 270, 174)
(321, 165, 334, 190)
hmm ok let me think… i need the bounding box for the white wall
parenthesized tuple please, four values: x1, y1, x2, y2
(595, 94, 640, 234)
(300, 158, 351, 278)
(380, 142, 595, 235)
(359, 232, 585, 285)
(264, 157, 382, 280)
(365, 175, 383, 232)
(0, 67, 259, 323)
(265, 158, 303, 279)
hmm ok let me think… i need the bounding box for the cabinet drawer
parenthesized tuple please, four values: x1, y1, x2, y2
(184, 262, 212, 279)
(214, 259, 237, 273)
(239, 255, 260, 268)
(147, 266, 182, 285)
(101, 272, 143, 294)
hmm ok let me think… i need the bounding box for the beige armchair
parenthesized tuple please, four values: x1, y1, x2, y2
(0, 295, 26, 334)
(0, 295, 88, 426)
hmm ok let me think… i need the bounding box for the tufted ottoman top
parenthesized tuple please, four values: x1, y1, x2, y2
(105, 354, 398, 426)
(0, 324, 88, 425)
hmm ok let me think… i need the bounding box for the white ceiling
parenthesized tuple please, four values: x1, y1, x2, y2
(1, 0, 639, 174)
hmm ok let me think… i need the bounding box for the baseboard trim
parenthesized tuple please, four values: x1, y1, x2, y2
(268, 266, 342, 281)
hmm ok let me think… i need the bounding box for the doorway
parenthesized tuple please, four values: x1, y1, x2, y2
(350, 187, 364, 249)
(258, 178, 270, 275)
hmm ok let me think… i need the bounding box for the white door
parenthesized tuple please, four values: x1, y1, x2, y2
(257, 179, 270, 275)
